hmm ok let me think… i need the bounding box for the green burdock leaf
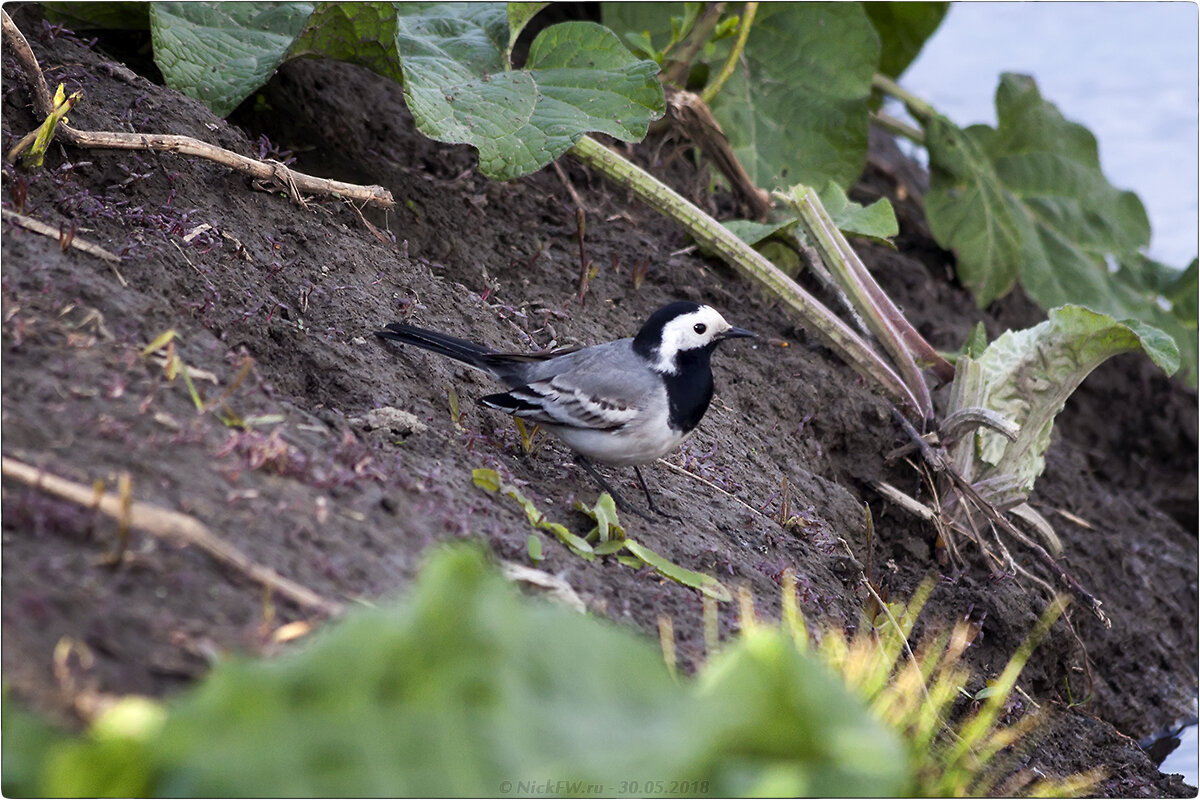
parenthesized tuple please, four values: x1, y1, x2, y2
(150, 2, 316, 117)
(42, 2, 151, 30)
(924, 73, 1196, 383)
(604, 3, 879, 191)
(923, 112, 1027, 303)
(289, 2, 405, 83)
(1166, 259, 1199, 323)
(926, 73, 1152, 306)
(710, 4, 879, 191)
(970, 305, 1180, 493)
(506, 2, 548, 57)
(396, 6, 663, 180)
(863, 2, 949, 79)
(816, 181, 898, 245)
(623, 539, 731, 602)
(138, 2, 661, 180)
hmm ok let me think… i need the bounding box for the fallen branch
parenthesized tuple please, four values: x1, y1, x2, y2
(1, 456, 345, 617)
(1, 11, 394, 210)
(1, 208, 121, 264)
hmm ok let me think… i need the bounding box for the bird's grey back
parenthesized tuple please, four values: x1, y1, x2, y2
(515, 338, 660, 408)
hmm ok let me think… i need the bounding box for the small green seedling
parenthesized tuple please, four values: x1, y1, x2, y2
(474, 472, 730, 602)
(12, 83, 81, 168)
(472, 469, 593, 558)
(446, 386, 464, 431)
(512, 418, 542, 455)
(575, 494, 731, 601)
(526, 534, 543, 564)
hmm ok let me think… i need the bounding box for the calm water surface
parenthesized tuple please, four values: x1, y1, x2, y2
(900, 2, 1198, 269)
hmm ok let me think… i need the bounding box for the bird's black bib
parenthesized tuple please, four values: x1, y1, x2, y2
(662, 345, 716, 434)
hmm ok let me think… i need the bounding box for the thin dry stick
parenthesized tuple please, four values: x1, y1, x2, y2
(551, 160, 585, 210)
(1, 11, 394, 210)
(574, 206, 590, 304)
(2, 456, 345, 617)
(655, 457, 767, 521)
(2, 208, 121, 264)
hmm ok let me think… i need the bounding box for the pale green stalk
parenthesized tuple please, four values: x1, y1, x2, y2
(701, 2, 757, 104)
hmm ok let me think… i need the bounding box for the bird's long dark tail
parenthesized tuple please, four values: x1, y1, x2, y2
(375, 323, 496, 371)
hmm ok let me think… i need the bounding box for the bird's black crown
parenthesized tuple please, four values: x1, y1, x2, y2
(632, 301, 704, 358)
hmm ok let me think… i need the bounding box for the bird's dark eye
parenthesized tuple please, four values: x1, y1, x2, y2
(693, 323, 707, 334)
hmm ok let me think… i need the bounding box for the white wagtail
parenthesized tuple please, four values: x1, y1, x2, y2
(375, 301, 755, 518)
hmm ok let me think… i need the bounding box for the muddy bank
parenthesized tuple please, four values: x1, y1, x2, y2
(2, 8, 1196, 795)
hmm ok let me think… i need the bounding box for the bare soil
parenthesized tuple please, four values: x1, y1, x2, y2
(2, 8, 1196, 795)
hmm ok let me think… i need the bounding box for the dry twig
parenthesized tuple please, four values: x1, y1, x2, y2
(1, 456, 345, 617)
(1, 11, 393, 209)
(1, 208, 121, 264)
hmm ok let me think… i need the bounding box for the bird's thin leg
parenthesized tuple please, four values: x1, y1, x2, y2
(574, 456, 653, 522)
(633, 465, 682, 521)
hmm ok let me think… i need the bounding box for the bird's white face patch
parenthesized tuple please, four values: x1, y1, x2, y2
(653, 305, 733, 373)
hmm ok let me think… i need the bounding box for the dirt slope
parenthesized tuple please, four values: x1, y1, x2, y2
(2, 9, 1196, 795)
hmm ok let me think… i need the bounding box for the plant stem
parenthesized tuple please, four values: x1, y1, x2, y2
(701, 1, 758, 105)
(872, 73, 937, 123)
(783, 184, 956, 413)
(568, 135, 923, 417)
(660, 2, 727, 86)
(870, 110, 925, 145)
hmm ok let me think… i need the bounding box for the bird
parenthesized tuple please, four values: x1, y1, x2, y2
(375, 301, 755, 518)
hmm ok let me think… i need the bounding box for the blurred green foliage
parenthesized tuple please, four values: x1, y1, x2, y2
(6, 546, 908, 797)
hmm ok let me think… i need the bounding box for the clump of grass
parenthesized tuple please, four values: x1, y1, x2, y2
(684, 577, 1100, 797)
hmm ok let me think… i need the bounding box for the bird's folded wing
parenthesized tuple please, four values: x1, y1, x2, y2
(481, 376, 641, 431)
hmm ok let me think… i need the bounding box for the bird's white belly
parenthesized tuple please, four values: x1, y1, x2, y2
(547, 401, 690, 466)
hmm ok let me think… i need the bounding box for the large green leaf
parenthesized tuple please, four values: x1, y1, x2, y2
(150, 2, 316, 117)
(2, 688, 73, 797)
(925, 72, 1196, 383)
(42, 2, 151, 30)
(603, 3, 881, 191)
(863, 2, 949, 79)
(699, 628, 909, 796)
(926, 73, 1153, 308)
(395, 5, 663, 180)
(968, 305, 1180, 494)
(288, 2, 405, 84)
(29, 546, 908, 796)
(117, 3, 664, 180)
(506, 2, 549, 59)
(710, 4, 879, 191)
(923, 112, 1029, 303)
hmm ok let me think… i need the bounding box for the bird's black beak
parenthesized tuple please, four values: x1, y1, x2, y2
(719, 326, 757, 340)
